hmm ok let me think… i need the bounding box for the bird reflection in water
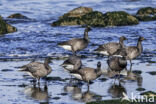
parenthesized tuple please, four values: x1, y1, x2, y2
(24, 83, 50, 102)
(64, 81, 102, 103)
(108, 83, 127, 98)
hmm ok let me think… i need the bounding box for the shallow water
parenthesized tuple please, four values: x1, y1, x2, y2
(0, 0, 156, 103)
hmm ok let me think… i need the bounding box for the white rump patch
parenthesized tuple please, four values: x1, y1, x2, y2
(112, 55, 123, 58)
(26, 72, 35, 78)
(62, 64, 74, 71)
(71, 74, 82, 80)
(99, 51, 109, 55)
(59, 45, 72, 51)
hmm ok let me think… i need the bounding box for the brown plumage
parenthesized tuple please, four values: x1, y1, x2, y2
(58, 27, 92, 55)
(71, 61, 102, 88)
(126, 36, 145, 60)
(19, 57, 52, 83)
(108, 49, 127, 81)
(61, 55, 82, 72)
(94, 36, 127, 57)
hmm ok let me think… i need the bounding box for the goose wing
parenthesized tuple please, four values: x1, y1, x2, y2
(21, 62, 44, 73)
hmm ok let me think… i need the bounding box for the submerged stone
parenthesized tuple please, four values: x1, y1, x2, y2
(7, 13, 30, 19)
(140, 91, 156, 97)
(52, 7, 139, 27)
(43, 76, 65, 81)
(132, 70, 142, 75)
(0, 16, 17, 34)
(136, 87, 146, 91)
(136, 7, 156, 21)
(147, 71, 156, 76)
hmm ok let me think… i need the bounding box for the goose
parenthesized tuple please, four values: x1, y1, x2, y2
(19, 57, 52, 84)
(125, 36, 145, 67)
(107, 49, 127, 80)
(61, 56, 82, 72)
(58, 27, 92, 55)
(71, 61, 102, 88)
(94, 36, 127, 58)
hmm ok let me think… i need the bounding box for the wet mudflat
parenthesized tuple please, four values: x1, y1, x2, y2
(0, 0, 156, 104)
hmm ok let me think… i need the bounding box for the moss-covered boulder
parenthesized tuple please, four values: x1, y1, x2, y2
(103, 11, 139, 26)
(136, 7, 156, 21)
(0, 16, 17, 34)
(59, 6, 93, 19)
(7, 13, 30, 19)
(52, 7, 139, 27)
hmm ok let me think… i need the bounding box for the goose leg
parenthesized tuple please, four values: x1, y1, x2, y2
(118, 71, 121, 82)
(87, 82, 90, 90)
(37, 78, 40, 86)
(130, 60, 132, 71)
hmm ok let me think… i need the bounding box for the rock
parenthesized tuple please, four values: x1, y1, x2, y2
(136, 87, 146, 91)
(132, 70, 142, 74)
(103, 11, 139, 26)
(7, 13, 30, 19)
(136, 7, 156, 21)
(0, 16, 17, 34)
(59, 6, 93, 19)
(147, 71, 156, 76)
(52, 7, 139, 27)
(140, 91, 156, 97)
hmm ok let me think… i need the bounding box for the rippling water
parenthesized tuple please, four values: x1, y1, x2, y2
(0, 0, 156, 104)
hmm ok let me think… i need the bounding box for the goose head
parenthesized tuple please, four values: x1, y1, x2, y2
(85, 26, 92, 32)
(138, 36, 145, 41)
(97, 61, 101, 69)
(44, 57, 52, 64)
(119, 36, 127, 41)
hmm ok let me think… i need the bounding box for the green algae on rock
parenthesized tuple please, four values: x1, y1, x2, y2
(7, 13, 30, 19)
(87, 99, 155, 104)
(59, 6, 93, 19)
(103, 11, 139, 26)
(52, 7, 139, 27)
(136, 7, 156, 21)
(0, 16, 17, 35)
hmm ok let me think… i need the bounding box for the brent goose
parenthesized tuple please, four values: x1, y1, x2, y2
(71, 61, 102, 88)
(61, 56, 82, 72)
(58, 27, 92, 55)
(125, 36, 145, 69)
(107, 49, 127, 79)
(19, 57, 52, 84)
(94, 36, 127, 58)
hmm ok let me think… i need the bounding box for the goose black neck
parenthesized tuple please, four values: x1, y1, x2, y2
(119, 39, 125, 48)
(137, 40, 143, 53)
(84, 31, 89, 41)
(44, 60, 50, 70)
(96, 66, 101, 73)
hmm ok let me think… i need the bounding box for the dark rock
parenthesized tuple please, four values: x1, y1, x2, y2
(43, 76, 65, 81)
(140, 91, 156, 96)
(136, 87, 146, 91)
(52, 7, 139, 27)
(52, 97, 60, 100)
(136, 7, 156, 21)
(7, 13, 30, 19)
(98, 78, 108, 82)
(132, 70, 142, 74)
(58, 93, 68, 96)
(147, 71, 156, 75)
(0, 16, 17, 34)
(102, 11, 139, 26)
(59, 6, 93, 19)
(1, 69, 13, 72)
